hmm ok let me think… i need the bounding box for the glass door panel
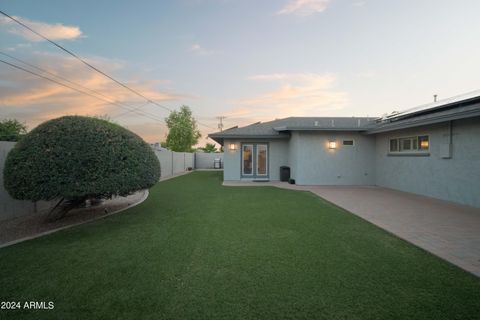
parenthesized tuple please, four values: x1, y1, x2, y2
(242, 144, 253, 175)
(256, 144, 268, 176)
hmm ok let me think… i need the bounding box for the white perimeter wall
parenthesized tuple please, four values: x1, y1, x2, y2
(153, 149, 195, 179)
(194, 152, 224, 169)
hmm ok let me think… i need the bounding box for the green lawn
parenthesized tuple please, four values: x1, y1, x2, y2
(1, 171, 479, 320)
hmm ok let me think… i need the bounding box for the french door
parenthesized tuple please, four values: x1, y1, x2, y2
(241, 143, 268, 178)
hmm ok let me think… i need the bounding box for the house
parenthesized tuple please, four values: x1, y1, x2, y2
(209, 91, 480, 208)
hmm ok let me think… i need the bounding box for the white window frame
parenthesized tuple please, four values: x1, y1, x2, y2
(389, 135, 429, 154)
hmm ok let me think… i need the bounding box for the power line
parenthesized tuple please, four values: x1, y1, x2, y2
(0, 51, 152, 118)
(0, 10, 171, 112)
(0, 58, 211, 133)
(0, 9, 216, 130)
(0, 58, 166, 122)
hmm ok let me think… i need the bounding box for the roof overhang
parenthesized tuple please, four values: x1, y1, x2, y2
(274, 126, 370, 132)
(366, 103, 480, 134)
(380, 92, 480, 122)
(208, 133, 289, 145)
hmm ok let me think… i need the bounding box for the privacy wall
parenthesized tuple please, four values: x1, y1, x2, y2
(194, 152, 224, 169)
(153, 148, 195, 179)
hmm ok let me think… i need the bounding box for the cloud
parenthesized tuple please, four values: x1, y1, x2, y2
(276, 0, 331, 16)
(352, 1, 366, 7)
(0, 52, 182, 141)
(227, 73, 348, 122)
(0, 15, 83, 41)
(189, 43, 219, 56)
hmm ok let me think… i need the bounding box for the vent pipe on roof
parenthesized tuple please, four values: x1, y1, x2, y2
(434, 94, 438, 102)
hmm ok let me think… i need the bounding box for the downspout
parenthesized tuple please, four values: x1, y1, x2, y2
(449, 120, 453, 158)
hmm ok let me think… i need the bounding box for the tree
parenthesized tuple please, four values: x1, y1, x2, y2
(4, 116, 160, 221)
(165, 106, 201, 152)
(202, 143, 218, 153)
(0, 119, 27, 142)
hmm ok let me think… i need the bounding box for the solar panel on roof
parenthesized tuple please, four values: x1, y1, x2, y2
(382, 89, 480, 121)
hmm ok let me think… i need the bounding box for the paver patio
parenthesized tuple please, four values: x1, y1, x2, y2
(224, 181, 480, 277)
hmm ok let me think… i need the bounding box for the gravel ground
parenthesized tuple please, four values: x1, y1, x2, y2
(0, 190, 147, 246)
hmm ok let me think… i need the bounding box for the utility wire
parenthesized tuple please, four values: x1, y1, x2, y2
(0, 9, 216, 130)
(0, 51, 152, 118)
(0, 58, 207, 132)
(0, 58, 165, 122)
(0, 10, 171, 112)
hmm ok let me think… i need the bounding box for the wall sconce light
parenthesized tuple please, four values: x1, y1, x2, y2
(420, 140, 429, 149)
(229, 143, 237, 151)
(328, 141, 337, 149)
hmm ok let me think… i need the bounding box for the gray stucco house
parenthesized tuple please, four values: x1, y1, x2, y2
(209, 92, 480, 208)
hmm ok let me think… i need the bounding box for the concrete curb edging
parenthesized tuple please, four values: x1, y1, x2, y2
(160, 170, 193, 182)
(0, 189, 149, 250)
(0, 171, 196, 250)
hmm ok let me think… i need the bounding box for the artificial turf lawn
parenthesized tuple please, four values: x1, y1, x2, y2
(0, 171, 479, 320)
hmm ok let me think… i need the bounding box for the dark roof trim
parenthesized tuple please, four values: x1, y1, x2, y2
(274, 126, 371, 132)
(208, 134, 289, 145)
(209, 134, 288, 139)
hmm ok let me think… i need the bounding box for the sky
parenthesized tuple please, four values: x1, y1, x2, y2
(1, 0, 479, 146)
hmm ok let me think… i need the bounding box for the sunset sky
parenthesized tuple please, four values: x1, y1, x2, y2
(1, 0, 479, 146)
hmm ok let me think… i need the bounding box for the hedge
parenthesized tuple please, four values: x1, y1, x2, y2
(4, 116, 161, 202)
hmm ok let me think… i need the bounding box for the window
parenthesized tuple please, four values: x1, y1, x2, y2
(418, 136, 429, 150)
(390, 139, 398, 152)
(242, 144, 253, 175)
(399, 137, 413, 151)
(343, 140, 354, 146)
(389, 135, 429, 153)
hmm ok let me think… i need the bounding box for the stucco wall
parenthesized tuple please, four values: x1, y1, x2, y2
(289, 131, 376, 185)
(195, 152, 224, 169)
(375, 117, 480, 208)
(153, 149, 194, 179)
(223, 139, 289, 181)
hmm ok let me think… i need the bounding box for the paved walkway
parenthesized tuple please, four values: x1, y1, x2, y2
(223, 181, 480, 277)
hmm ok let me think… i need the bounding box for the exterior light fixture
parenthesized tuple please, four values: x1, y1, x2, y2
(229, 143, 237, 151)
(420, 140, 429, 149)
(328, 141, 337, 149)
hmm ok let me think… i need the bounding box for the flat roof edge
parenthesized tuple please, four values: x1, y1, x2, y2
(366, 109, 480, 134)
(274, 127, 371, 132)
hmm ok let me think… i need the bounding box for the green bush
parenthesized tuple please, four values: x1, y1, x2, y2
(4, 116, 160, 202)
(0, 119, 27, 142)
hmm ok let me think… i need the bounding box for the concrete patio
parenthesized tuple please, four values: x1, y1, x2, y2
(224, 181, 480, 277)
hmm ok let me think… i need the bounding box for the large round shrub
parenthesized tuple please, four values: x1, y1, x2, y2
(4, 116, 160, 202)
